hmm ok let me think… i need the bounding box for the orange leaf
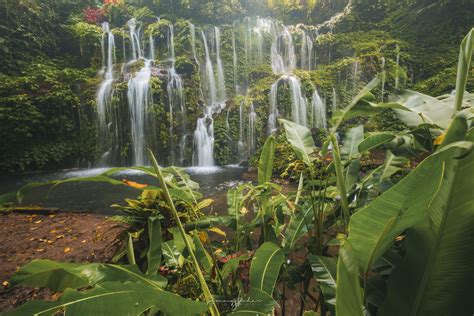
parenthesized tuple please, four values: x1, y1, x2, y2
(208, 227, 226, 237)
(434, 133, 445, 145)
(122, 179, 148, 189)
(64, 247, 72, 253)
(198, 232, 208, 244)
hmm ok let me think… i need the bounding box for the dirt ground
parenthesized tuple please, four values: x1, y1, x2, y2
(0, 212, 127, 312)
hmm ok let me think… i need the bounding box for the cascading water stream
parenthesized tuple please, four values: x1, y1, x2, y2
(238, 101, 245, 160)
(300, 32, 314, 70)
(97, 22, 116, 162)
(332, 87, 337, 112)
(215, 27, 226, 103)
(353, 60, 360, 95)
(193, 29, 226, 166)
(311, 89, 327, 129)
(167, 25, 187, 165)
(268, 80, 279, 134)
(127, 18, 143, 60)
(248, 103, 257, 156)
(127, 60, 152, 166)
(381, 56, 386, 101)
(232, 28, 239, 94)
(271, 27, 296, 75)
(395, 44, 400, 89)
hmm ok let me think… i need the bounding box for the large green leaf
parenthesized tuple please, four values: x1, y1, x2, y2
(348, 141, 472, 274)
(280, 119, 315, 165)
(309, 255, 337, 310)
(379, 127, 474, 315)
(358, 132, 397, 153)
(454, 28, 473, 111)
(341, 125, 364, 191)
(5, 281, 207, 316)
(335, 240, 364, 316)
(227, 187, 243, 217)
(258, 136, 275, 185)
(230, 287, 278, 315)
(283, 205, 314, 249)
(146, 216, 162, 275)
(392, 90, 455, 128)
(192, 233, 213, 274)
(249, 242, 285, 295)
(378, 151, 409, 182)
(10, 260, 167, 291)
(330, 76, 381, 133)
(341, 125, 364, 160)
(184, 216, 234, 231)
(221, 253, 251, 280)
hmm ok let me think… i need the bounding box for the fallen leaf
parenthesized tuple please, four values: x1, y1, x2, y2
(51, 292, 61, 300)
(64, 247, 72, 253)
(2, 281, 9, 287)
(395, 235, 406, 241)
(198, 231, 207, 244)
(36, 248, 45, 253)
(434, 133, 445, 145)
(33, 220, 42, 224)
(122, 179, 148, 189)
(240, 207, 249, 215)
(208, 227, 226, 237)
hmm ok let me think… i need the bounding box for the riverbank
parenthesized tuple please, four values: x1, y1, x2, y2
(0, 212, 127, 312)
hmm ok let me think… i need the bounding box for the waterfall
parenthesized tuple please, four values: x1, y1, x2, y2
(271, 27, 296, 75)
(232, 29, 239, 94)
(127, 18, 142, 60)
(127, 60, 152, 166)
(395, 44, 400, 89)
(168, 67, 186, 165)
(238, 101, 246, 160)
(248, 103, 257, 156)
(332, 87, 337, 111)
(287, 76, 308, 127)
(268, 80, 279, 134)
(244, 17, 252, 64)
(97, 22, 115, 163)
(190, 23, 200, 67)
(166, 24, 185, 165)
(149, 32, 155, 61)
(255, 29, 264, 63)
(268, 76, 308, 134)
(215, 27, 226, 103)
(193, 115, 215, 167)
(381, 56, 386, 101)
(300, 32, 313, 70)
(193, 29, 226, 166)
(311, 89, 327, 129)
(168, 24, 175, 61)
(353, 60, 359, 95)
(201, 30, 217, 107)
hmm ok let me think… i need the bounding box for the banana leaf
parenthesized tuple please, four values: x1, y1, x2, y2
(249, 242, 285, 296)
(379, 122, 474, 315)
(4, 281, 206, 316)
(348, 140, 472, 275)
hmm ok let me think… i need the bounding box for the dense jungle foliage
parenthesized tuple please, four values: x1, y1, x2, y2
(0, 1, 473, 316)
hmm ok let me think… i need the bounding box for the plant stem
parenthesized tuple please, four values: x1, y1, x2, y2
(149, 150, 220, 316)
(330, 135, 350, 229)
